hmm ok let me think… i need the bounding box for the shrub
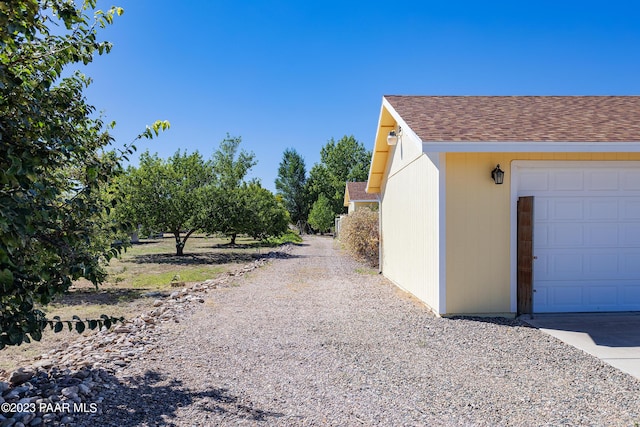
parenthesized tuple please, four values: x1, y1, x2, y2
(340, 208, 379, 267)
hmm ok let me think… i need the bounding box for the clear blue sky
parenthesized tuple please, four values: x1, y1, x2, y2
(82, 0, 640, 191)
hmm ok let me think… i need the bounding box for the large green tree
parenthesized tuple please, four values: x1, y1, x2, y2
(117, 150, 213, 256)
(202, 135, 257, 244)
(307, 135, 371, 216)
(275, 148, 308, 232)
(0, 0, 168, 347)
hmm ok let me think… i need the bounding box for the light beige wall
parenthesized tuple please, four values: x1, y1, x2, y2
(444, 151, 640, 315)
(381, 153, 441, 312)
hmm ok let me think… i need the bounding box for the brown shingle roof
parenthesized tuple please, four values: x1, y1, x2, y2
(346, 182, 378, 202)
(385, 96, 640, 142)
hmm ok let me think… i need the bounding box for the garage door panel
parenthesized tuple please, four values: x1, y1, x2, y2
(586, 286, 618, 305)
(621, 199, 640, 220)
(549, 252, 584, 278)
(551, 171, 584, 191)
(623, 285, 640, 304)
(621, 171, 640, 190)
(585, 224, 619, 246)
(518, 162, 640, 313)
(550, 224, 583, 246)
(549, 199, 584, 220)
(520, 172, 549, 191)
(586, 171, 619, 190)
(586, 199, 619, 220)
(586, 253, 620, 277)
(622, 252, 640, 275)
(622, 224, 640, 246)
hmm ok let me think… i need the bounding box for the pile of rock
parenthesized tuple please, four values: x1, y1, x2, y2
(0, 248, 289, 426)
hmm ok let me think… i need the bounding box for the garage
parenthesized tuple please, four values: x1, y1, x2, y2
(515, 161, 640, 312)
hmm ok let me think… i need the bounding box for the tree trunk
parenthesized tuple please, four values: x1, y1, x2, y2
(174, 232, 185, 256)
(230, 233, 237, 245)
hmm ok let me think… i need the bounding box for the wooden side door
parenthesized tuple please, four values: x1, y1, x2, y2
(517, 196, 534, 316)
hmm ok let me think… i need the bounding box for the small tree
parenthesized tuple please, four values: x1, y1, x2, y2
(308, 195, 335, 234)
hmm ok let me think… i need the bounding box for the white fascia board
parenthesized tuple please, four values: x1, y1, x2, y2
(381, 97, 422, 147)
(421, 141, 640, 153)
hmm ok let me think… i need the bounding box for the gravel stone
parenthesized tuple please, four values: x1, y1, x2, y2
(77, 236, 640, 426)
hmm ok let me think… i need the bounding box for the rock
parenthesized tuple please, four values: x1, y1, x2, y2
(152, 299, 163, 307)
(33, 360, 53, 370)
(1, 418, 16, 426)
(8, 369, 34, 386)
(142, 291, 162, 297)
(60, 416, 73, 424)
(113, 326, 132, 334)
(61, 386, 78, 398)
(42, 414, 56, 423)
(169, 291, 180, 299)
(30, 418, 42, 426)
(20, 412, 34, 424)
(0, 383, 9, 393)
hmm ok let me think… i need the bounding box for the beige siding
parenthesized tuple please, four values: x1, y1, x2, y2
(444, 152, 640, 315)
(381, 152, 441, 312)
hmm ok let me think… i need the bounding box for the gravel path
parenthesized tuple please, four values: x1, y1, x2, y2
(91, 235, 640, 426)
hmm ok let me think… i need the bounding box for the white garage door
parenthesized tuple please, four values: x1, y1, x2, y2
(517, 162, 640, 312)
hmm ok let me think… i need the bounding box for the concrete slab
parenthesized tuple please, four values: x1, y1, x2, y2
(526, 313, 640, 380)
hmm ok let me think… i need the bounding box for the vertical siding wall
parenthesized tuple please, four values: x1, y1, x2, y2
(381, 153, 441, 313)
(445, 151, 640, 315)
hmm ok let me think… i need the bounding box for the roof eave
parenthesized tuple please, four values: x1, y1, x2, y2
(421, 141, 640, 153)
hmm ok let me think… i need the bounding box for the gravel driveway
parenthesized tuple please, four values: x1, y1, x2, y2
(93, 235, 640, 426)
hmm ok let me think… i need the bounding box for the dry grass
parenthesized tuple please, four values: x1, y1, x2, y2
(0, 234, 272, 373)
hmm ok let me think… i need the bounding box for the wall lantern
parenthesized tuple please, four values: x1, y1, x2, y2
(491, 164, 505, 184)
(387, 126, 402, 146)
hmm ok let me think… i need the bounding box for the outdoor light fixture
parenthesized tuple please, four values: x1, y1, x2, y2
(491, 164, 505, 184)
(387, 126, 402, 146)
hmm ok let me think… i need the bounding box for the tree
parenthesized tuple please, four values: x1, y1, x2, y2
(241, 183, 290, 240)
(202, 135, 257, 245)
(275, 149, 308, 233)
(307, 195, 335, 234)
(117, 150, 213, 256)
(307, 135, 371, 216)
(0, 1, 168, 347)
(212, 134, 257, 190)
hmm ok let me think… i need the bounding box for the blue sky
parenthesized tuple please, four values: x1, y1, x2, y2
(82, 0, 640, 191)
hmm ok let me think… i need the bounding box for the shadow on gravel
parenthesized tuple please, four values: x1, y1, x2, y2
(92, 370, 284, 426)
(447, 316, 536, 328)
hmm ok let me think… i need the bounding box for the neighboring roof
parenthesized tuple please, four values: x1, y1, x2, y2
(367, 96, 640, 193)
(385, 95, 640, 142)
(344, 181, 378, 207)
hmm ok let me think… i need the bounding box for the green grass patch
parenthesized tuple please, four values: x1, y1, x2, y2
(131, 265, 225, 289)
(265, 230, 303, 245)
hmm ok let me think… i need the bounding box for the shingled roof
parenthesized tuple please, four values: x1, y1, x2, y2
(385, 96, 640, 142)
(346, 182, 378, 202)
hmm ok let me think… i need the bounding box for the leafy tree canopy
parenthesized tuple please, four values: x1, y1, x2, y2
(275, 148, 308, 231)
(116, 150, 213, 255)
(0, 0, 167, 347)
(307, 194, 335, 234)
(307, 135, 371, 217)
